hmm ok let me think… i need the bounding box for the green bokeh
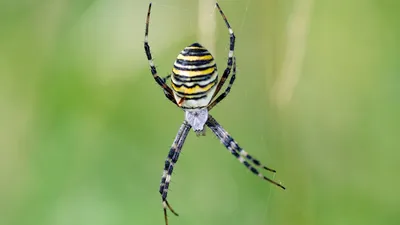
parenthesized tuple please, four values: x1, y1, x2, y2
(1, 1, 399, 225)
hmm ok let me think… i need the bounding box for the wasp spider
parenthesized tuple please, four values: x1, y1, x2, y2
(144, 3, 285, 224)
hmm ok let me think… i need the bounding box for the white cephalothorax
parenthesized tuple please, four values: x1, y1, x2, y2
(185, 108, 208, 134)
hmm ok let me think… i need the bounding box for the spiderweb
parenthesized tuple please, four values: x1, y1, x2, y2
(75, 0, 313, 223)
(77, 0, 311, 222)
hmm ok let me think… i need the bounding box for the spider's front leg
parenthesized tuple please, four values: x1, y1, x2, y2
(209, 3, 236, 104)
(159, 121, 191, 225)
(144, 3, 177, 106)
(162, 74, 171, 83)
(208, 56, 236, 110)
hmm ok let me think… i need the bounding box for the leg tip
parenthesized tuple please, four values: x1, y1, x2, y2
(277, 183, 286, 190)
(263, 166, 277, 173)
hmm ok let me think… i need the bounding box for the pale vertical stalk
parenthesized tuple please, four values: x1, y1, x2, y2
(271, 0, 314, 108)
(198, 0, 216, 55)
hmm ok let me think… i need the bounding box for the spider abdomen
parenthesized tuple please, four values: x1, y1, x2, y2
(171, 43, 218, 109)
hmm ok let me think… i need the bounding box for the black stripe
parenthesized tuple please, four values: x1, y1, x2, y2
(173, 83, 216, 96)
(175, 91, 207, 98)
(172, 78, 216, 89)
(180, 49, 211, 57)
(173, 73, 215, 83)
(144, 43, 152, 60)
(178, 94, 209, 101)
(184, 47, 207, 52)
(230, 34, 235, 51)
(176, 58, 214, 66)
(189, 43, 203, 48)
(174, 91, 208, 99)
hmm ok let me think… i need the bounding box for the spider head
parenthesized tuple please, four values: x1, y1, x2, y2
(185, 108, 208, 135)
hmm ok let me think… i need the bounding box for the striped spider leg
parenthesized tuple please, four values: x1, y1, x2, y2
(208, 56, 236, 110)
(159, 121, 191, 225)
(207, 57, 285, 188)
(207, 2, 235, 110)
(209, 3, 236, 104)
(144, 3, 177, 106)
(206, 115, 286, 189)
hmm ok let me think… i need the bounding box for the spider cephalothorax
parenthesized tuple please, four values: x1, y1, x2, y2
(143, 3, 285, 225)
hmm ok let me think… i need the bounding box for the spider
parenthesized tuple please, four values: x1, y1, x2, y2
(144, 3, 285, 225)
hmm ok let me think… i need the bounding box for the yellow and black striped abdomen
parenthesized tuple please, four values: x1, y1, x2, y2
(171, 43, 218, 109)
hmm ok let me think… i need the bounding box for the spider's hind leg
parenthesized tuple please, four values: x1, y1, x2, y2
(159, 121, 191, 225)
(206, 115, 285, 190)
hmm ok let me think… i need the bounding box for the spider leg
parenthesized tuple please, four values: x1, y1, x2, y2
(159, 121, 191, 225)
(210, 3, 236, 103)
(144, 3, 177, 106)
(162, 74, 171, 83)
(208, 57, 236, 110)
(206, 115, 285, 189)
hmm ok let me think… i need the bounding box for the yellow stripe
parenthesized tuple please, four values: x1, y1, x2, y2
(172, 67, 214, 77)
(176, 54, 213, 61)
(172, 82, 215, 94)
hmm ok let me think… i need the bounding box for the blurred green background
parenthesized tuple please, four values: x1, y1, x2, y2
(1, 0, 399, 225)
